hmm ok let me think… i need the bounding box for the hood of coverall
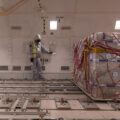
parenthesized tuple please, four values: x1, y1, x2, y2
(34, 34, 42, 45)
(34, 34, 42, 41)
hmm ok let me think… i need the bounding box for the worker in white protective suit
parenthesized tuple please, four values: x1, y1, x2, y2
(30, 34, 53, 79)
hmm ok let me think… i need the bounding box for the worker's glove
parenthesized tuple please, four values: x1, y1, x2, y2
(29, 44, 32, 48)
(30, 58, 34, 62)
(49, 51, 53, 54)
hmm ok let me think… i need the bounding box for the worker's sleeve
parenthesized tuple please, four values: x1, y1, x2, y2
(41, 45, 50, 54)
(29, 44, 33, 56)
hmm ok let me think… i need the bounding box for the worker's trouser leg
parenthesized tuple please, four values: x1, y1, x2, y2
(36, 58, 43, 78)
(31, 58, 37, 79)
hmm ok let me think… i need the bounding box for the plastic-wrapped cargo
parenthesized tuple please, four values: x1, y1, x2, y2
(73, 32, 120, 101)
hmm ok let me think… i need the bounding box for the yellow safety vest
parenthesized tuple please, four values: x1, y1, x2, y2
(32, 40, 42, 58)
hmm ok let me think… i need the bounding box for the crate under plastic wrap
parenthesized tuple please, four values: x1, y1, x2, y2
(74, 32, 120, 101)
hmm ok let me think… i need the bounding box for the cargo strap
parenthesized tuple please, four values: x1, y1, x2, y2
(88, 47, 107, 53)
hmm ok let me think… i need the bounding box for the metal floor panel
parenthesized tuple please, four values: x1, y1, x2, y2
(0, 79, 119, 119)
(0, 79, 81, 94)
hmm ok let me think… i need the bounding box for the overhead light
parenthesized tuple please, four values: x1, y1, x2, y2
(50, 21, 57, 30)
(115, 20, 120, 30)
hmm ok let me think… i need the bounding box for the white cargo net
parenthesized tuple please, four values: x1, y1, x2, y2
(74, 32, 120, 101)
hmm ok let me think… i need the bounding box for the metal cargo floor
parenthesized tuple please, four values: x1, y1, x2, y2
(0, 79, 118, 120)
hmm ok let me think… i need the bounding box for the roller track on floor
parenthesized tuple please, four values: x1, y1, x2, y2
(0, 79, 119, 120)
(0, 79, 82, 94)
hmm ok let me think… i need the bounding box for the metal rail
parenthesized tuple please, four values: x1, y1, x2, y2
(72, 81, 120, 102)
(0, 79, 82, 94)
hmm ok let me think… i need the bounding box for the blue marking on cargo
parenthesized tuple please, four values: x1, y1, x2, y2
(99, 59, 108, 62)
(92, 84, 98, 87)
(106, 40, 113, 43)
(102, 39, 113, 43)
(117, 60, 120, 62)
(103, 32, 106, 40)
(89, 59, 93, 62)
(106, 84, 115, 87)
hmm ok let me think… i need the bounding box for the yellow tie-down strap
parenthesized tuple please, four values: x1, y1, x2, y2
(89, 47, 107, 53)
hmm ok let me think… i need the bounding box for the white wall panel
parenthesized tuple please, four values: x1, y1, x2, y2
(0, 17, 10, 37)
(9, 14, 36, 37)
(77, 0, 120, 12)
(0, 38, 11, 65)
